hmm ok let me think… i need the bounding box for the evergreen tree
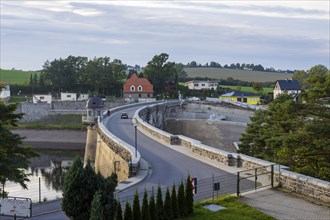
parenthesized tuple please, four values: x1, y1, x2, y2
(124, 201, 133, 220)
(171, 184, 179, 219)
(185, 175, 194, 215)
(141, 189, 150, 220)
(133, 191, 141, 220)
(177, 181, 187, 217)
(149, 189, 157, 220)
(90, 190, 105, 220)
(156, 185, 165, 220)
(0, 100, 39, 196)
(164, 187, 173, 220)
(116, 199, 123, 220)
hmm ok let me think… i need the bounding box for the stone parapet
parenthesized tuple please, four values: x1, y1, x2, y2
(133, 101, 330, 203)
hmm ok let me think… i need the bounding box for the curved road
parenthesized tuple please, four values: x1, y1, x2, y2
(106, 105, 240, 200)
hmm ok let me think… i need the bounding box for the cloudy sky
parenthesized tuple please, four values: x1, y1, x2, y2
(1, 1, 329, 71)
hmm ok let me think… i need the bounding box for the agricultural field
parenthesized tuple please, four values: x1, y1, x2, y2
(184, 67, 292, 82)
(0, 69, 40, 85)
(219, 85, 273, 95)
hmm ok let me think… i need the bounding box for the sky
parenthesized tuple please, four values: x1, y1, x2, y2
(1, 0, 329, 71)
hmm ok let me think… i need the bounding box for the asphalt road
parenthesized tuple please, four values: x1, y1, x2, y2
(106, 106, 241, 201)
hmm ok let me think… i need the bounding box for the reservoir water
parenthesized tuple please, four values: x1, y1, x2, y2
(4, 149, 84, 203)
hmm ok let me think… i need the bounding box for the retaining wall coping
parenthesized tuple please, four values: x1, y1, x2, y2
(194, 143, 231, 157)
(178, 135, 201, 145)
(281, 169, 330, 189)
(235, 154, 274, 167)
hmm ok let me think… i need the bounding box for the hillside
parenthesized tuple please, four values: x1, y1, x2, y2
(184, 67, 292, 82)
(0, 69, 40, 85)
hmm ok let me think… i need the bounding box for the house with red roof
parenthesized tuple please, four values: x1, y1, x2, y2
(123, 74, 153, 101)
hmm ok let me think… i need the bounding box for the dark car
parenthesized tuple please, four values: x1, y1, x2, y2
(121, 112, 129, 119)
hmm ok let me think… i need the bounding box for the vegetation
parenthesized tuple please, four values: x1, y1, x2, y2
(156, 185, 165, 220)
(124, 201, 133, 220)
(0, 99, 39, 196)
(171, 184, 179, 219)
(0, 69, 40, 85)
(185, 175, 194, 215)
(62, 158, 118, 219)
(239, 66, 330, 181)
(149, 189, 157, 220)
(115, 199, 123, 220)
(182, 195, 275, 220)
(177, 181, 187, 217)
(142, 189, 150, 220)
(90, 190, 105, 220)
(219, 85, 272, 95)
(17, 114, 85, 130)
(133, 191, 141, 220)
(164, 187, 173, 220)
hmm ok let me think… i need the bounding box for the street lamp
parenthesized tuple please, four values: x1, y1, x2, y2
(134, 125, 137, 158)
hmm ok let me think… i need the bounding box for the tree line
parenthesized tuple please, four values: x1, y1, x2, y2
(186, 61, 294, 73)
(62, 157, 194, 220)
(239, 66, 330, 181)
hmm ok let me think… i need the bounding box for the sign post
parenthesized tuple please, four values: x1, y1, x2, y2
(0, 196, 32, 219)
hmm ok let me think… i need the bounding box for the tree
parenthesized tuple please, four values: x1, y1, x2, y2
(171, 184, 179, 219)
(90, 191, 105, 220)
(141, 189, 150, 220)
(292, 70, 309, 89)
(175, 63, 187, 82)
(252, 82, 263, 93)
(143, 53, 177, 95)
(185, 175, 194, 215)
(149, 189, 157, 220)
(116, 199, 123, 220)
(133, 191, 141, 220)
(156, 185, 165, 220)
(124, 201, 133, 220)
(177, 181, 187, 217)
(189, 61, 197, 67)
(164, 187, 173, 220)
(0, 100, 38, 196)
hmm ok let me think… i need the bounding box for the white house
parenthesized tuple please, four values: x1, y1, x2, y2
(61, 92, 77, 101)
(0, 84, 10, 99)
(33, 94, 52, 104)
(274, 79, 301, 100)
(78, 94, 89, 101)
(186, 81, 218, 90)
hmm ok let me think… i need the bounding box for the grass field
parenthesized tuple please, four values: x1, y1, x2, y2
(185, 67, 292, 82)
(180, 195, 275, 220)
(0, 69, 40, 85)
(219, 85, 273, 95)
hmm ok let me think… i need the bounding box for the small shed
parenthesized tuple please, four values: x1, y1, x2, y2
(33, 94, 52, 104)
(82, 97, 105, 125)
(61, 92, 77, 101)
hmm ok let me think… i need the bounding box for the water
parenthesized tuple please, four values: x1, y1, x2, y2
(3, 149, 84, 203)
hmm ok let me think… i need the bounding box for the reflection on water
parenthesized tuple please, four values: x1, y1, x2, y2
(5, 149, 84, 203)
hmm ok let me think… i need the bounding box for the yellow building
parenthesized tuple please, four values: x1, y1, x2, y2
(219, 91, 261, 105)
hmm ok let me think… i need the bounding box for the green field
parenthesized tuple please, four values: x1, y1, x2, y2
(185, 67, 292, 82)
(219, 85, 273, 94)
(0, 69, 40, 85)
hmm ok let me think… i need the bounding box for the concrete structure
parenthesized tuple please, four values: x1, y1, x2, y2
(83, 97, 104, 165)
(0, 84, 10, 99)
(33, 94, 52, 104)
(273, 79, 301, 100)
(123, 74, 153, 102)
(61, 92, 77, 101)
(186, 80, 218, 90)
(219, 91, 261, 105)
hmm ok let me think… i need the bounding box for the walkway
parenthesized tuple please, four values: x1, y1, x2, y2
(240, 189, 330, 220)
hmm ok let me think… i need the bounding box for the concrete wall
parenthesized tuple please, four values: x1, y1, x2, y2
(134, 101, 330, 203)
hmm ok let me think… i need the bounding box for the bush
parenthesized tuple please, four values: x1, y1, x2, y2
(177, 181, 187, 217)
(185, 175, 194, 215)
(164, 187, 173, 220)
(171, 184, 179, 219)
(142, 189, 150, 220)
(156, 185, 165, 220)
(90, 191, 105, 220)
(115, 199, 123, 220)
(124, 201, 132, 220)
(133, 191, 141, 220)
(149, 189, 157, 220)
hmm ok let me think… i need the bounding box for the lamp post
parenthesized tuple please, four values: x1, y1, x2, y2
(135, 125, 137, 158)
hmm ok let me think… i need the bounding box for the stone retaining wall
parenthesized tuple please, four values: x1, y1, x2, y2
(134, 101, 330, 203)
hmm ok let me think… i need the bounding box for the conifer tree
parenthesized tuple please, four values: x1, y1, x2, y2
(149, 188, 157, 220)
(185, 175, 194, 215)
(171, 184, 179, 219)
(90, 190, 105, 220)
(124, 201, 132, 220)
(177, 181, 187, 217)
(142, 189, 150, 220)
(164, 187, 173, 220)
(116, 199, 123, 220)
(156, 185, 165, 220)
(133, 191, 141, 220)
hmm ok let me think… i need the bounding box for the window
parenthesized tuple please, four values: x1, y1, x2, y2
(138, 85, 143, 91)
(130, 85, 135, 91)
(194, 83, 199, 86)
(139, 94, 141, 98)
(40, 96, 44, 99)
(201, 84, 205, 86)
(67, 95, 71, 97)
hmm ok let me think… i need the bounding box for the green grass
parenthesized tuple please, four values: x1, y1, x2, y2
(185, 67, 292, 82)
(0, 69, 40, 85)
(17, 114, 86, 130)
(219, 85, 273, 95)
(180, 195, 275, 220)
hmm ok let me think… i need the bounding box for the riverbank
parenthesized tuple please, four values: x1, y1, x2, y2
(12, 129, 86, 150)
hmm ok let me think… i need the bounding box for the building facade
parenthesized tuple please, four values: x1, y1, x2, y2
(273, 79, 301, 100)
(219, 91, 261, 105)
(186, 81, 218, 90)
(123, 74, 153, 101)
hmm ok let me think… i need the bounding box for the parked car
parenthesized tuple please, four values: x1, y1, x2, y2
(121, 112, 129, 119)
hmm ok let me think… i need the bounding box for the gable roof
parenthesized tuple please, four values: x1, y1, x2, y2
(276, 79, 301, 90)
(221, 91, 260, 97)
(123, 74, 153, 93)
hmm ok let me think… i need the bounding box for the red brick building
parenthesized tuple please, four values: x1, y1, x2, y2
(123, 74, 153, 101)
